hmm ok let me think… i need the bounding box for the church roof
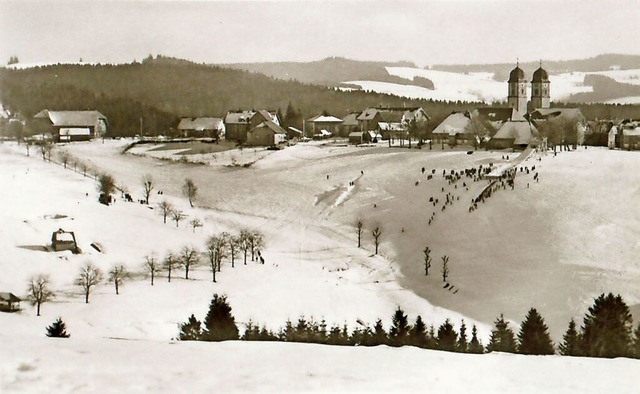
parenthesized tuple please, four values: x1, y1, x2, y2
(532, 67, 550, 83)
(491, 120, 538, 145)
(508, 66, 526, 82)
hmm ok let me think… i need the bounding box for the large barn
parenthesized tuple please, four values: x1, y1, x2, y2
(33, 110, 107, 142)
(246, 121, 287, 147)
(224, 110, 280, 143)
(177, 117, 225, 139)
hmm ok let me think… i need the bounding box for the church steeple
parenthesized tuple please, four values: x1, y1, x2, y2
(531, 60, 550, 109)
(507, 61, 527, 114)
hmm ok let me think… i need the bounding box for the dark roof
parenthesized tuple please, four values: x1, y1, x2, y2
(0, 292, 21, 303)
(342, 113, 360, 126)
(250, 120, 286, 135)
(508, 66, 526, 83)
(532, 67, 549, 83)
(224, 110, 255, 124)
(475, 107, 523, 122)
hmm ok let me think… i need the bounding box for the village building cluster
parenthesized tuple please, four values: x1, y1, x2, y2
(7, 63, 639, 151)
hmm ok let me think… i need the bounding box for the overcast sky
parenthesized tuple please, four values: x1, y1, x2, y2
(1, 0, 638, 67)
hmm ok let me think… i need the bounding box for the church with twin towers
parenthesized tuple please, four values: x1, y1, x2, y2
(508, 62, 551, 114)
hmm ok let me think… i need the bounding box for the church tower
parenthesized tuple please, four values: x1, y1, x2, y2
(507, 63, 528, 114)
(531, 62, 550, 109)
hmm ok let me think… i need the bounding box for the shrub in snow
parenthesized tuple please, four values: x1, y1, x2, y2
(178, 314, 203, 341)
(46, 318, 70, 338)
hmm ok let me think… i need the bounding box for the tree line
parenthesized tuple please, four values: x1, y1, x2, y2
(178, 292, 640, 359)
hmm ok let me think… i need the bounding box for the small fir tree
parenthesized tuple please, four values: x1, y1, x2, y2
(457, 320, 468, 353)
(408, 315, 429, 348)
(46, 317, 70, 338)
(517, 308, 555, 355)
(468, 324, 484, 354)
(558, 319, 582, 356)
(202, 294, 239, 341)
(437, 319, 458, 352)
(486, 314, 516, 353)
(178, 314, 203, 341)
(371, 319, 388, 346)
(388, 307, 411, 347)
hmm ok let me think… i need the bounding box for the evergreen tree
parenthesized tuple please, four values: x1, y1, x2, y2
(179, 314, 203, 341)
(437, 319, 458, 352)
(46, 317, 70, 338)
(581, 293, 633, 358)
(202, 294, 239, 341)
(457, 320, 468, 353)
(388, 307, 411, 347)
(633, 323, 640, 359)
(408, 315, 429, 348)
(486, 314, 516, 353)
(517, 308, 555, 355)
(558, 319, 582, 356)
(468, 324, 484, 354)
(371, 318, 388, 346)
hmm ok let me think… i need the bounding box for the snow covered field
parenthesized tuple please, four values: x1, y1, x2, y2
(344, 66, 640, 103)
(1, 141, 639, 392)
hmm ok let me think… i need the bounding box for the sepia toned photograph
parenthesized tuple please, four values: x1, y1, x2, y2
(0, 0, 639, 392)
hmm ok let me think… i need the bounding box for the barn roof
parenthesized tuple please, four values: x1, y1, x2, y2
(0, 292, 21, 303)
(342, 113, 359, 126)
(378, 122, 404, 131)
(432, 112, 471, 135)
(34, 110, 106, 127)
(491, 120, 538, 145)
(311, 115, 343, 123)
(250, 120, 286, 135)
(178, 117, 224, 131)
(357, 108, 380, 121)
(224, 110, 255, 124)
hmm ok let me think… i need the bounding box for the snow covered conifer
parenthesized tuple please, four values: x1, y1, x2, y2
(202, 294, 239, 341)
(517, 308, 554, 355)
(486, 314, 516, 353)
(46, 317, 70, 338)
(457, 320, 468, 353)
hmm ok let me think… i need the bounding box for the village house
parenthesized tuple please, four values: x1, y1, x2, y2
(305, 113, 343, 138)
(246, 120, 287, 147)
(431, 111, 474, 146)
(356, 107, 429, 135)
(33, 109, 107, 142)
(177, 117, 225, 139)
(224, 110, 280, 143)
(0, 292, 21, 312)
(348, 130, 377, 145)
(619, 120, 640, 150)
(340, 112, 360, 137)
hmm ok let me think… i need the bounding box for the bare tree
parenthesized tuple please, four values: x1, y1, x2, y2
(108, 265, 128, 295)
(239, 229, 251, 265)
(248, 231, 264, 262)
(465, 110, 495, 150)
(228, 235, 240, 268)
(441, 255, 450, 283)
(171, 209, 186, 228)
(180, 246, 199, 280)
(356, 219, 364, 248)
(75, 262, 103, 304)
(39, 140, 53, 161)
(164, 252, 178, 282)
(26, 274, 55, 316)
(58, 150, 71, 169)
(158, 200, 173, 224)
(372, 226, 382, 255)
(97, 173, 116, 205)
(144, 254, 161, 285)
(189, 218, 203, 233)
(207, 236, 227, 282)
(80, 161, 89, 177)
(182, 178, 198, 208)
(423, 246, 432, 276)
(141, 174, 154, 204)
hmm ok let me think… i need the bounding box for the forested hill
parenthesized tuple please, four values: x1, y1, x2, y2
(432, 54, 640, 81)
(0, 57, 471, 136)
(224, 57, 435, 89)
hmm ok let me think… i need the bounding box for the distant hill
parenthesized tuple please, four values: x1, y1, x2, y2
(431, 54, 640, 80)
(224, 57, 434, 89)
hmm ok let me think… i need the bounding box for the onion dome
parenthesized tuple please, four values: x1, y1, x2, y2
(532, 66, 550, 82)
(508, 66, 526, 82)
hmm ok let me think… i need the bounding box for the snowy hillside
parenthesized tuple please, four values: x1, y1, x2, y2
(343, 66, 640, 104)
(2, 141, 640, 392)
